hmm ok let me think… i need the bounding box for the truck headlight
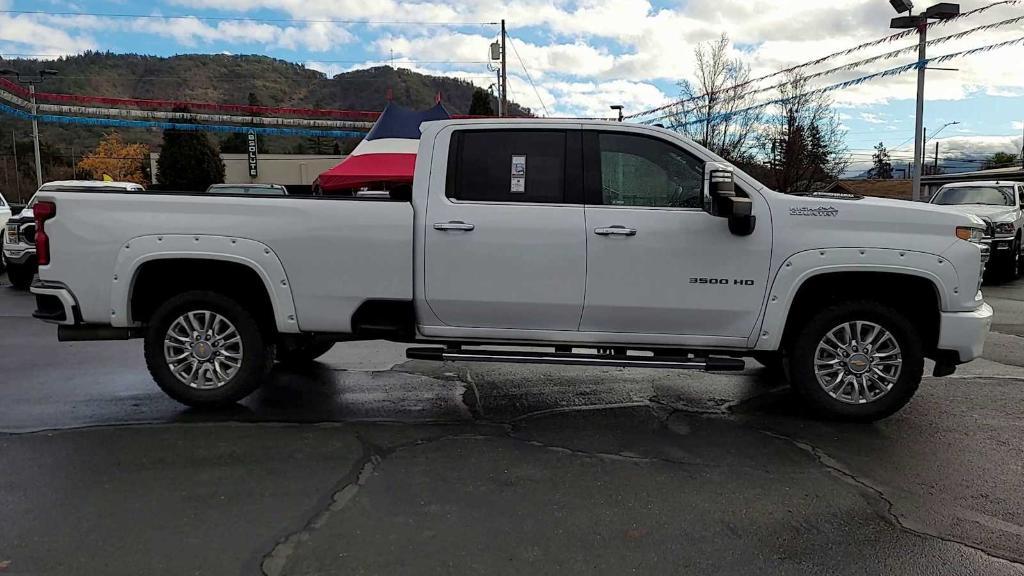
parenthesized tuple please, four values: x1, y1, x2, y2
(955, 226, 985, 243)
(993, 222, 1015, 236)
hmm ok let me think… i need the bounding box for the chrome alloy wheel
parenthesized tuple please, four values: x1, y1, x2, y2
(163, 310, 243, 390)
(813, 321, 902, 404)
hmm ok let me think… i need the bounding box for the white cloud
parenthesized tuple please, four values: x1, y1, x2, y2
(129, 17, 353, 51)
(859, 112, 885, 124)
(0, 13, 96, 56)
(1013, 121, 1024, 131)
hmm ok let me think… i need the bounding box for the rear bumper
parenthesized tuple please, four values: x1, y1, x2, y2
(937, 303, 993, 363)
(30, 281, 80, 325)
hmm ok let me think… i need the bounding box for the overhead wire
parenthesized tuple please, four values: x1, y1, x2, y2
(0, 9, 498, 26)
(505, 32, 550, 116)
(626, 0, 1024, 120)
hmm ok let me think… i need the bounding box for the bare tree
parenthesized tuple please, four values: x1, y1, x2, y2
(755, 74, 849, 193)
(671, 34, 762, 163)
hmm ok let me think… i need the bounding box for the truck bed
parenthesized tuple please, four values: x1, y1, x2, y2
(36, 192, 413, 332)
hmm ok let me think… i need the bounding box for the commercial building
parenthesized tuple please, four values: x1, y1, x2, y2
(149, 153, 345, 187)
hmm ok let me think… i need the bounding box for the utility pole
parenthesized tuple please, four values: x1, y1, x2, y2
(0, 67, 58, 190)
(921, 125, 928, 175)
(934, 140, 939, 174)
(890, 2, 960, 201)
(500, 19, 508, 118)
(11, 130, 19, 201)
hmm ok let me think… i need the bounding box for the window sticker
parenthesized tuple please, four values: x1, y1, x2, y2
(511, 155, 526, 193)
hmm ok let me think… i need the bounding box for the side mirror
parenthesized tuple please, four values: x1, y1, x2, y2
(703, 163, 756, 236)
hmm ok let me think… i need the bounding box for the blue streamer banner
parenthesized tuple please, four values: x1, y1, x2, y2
(0, 102, 367, 139)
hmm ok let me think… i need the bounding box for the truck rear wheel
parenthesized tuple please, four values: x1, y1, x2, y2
(788, 301, 923, 421)
(144, 291, 275, 408)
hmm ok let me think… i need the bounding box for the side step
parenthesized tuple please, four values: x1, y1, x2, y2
(405, 347, 745, 371)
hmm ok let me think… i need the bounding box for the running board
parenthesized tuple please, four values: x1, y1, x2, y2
(405, 347, 745, 371)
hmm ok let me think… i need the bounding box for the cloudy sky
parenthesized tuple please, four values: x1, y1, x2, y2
(2, 0, 1023, 171)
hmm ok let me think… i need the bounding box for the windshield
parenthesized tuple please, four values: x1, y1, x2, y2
(931, 186, 1014, 206)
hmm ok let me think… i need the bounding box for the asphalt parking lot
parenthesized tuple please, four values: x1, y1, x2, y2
(1, 276, 1023, 575)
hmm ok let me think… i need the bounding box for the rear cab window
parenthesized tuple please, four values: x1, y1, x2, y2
(446, 129, 582, 204)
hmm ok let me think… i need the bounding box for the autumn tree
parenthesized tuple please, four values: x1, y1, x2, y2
(671, 34, 762, 163)
(78, 132, 150, 185)
(868, 142, 893, 179)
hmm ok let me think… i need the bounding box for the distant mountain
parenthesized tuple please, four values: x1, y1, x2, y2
(0, 52, 527, 163)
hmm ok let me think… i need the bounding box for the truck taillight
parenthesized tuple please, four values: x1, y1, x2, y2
(34, 201, 56, 266)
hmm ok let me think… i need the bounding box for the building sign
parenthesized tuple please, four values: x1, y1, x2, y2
(247, 129, 259, 178)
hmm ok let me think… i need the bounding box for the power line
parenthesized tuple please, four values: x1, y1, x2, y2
(651, 34, 1024, 128)
(505, 32, 550, 116)
(0, 9, 498, 26)
(627, 0, 1023, 120)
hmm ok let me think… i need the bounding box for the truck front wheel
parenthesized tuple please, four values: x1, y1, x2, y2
(788, 301, 923, 421)
(144, 291, 275, 408)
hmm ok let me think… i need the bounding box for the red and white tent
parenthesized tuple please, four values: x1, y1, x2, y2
(317, 102, 450, 192)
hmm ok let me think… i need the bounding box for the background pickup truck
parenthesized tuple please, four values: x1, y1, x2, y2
(30, 119, 993, 421)
(929, 180, 1024, 279)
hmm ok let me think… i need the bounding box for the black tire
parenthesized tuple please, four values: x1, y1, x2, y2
(752, 352, 788, 380)
(1011, 237, 1023, 280)
(144, 290, 274, 408)
(7, 262, 33, 290)
(788, 300, 923, 422)
(276, 339, 335, 366)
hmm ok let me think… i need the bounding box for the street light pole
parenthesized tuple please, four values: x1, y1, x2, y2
(889, 2, 960, 201)
(912, 22, 927, 199)
(29, 83, 41, 188)
(0, 68, 58, 189)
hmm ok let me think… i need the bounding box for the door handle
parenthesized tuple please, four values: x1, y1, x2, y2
(594, 226, 637, 236)
(434, 221, 475, 231)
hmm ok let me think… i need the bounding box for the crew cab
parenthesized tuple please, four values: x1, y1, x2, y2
(5, 180, 145, 289)
(29, 120, 993, 421)
(929, 180, 1024, 278)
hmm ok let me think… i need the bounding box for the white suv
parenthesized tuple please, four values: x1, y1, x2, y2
(930, 180, 1024, 278)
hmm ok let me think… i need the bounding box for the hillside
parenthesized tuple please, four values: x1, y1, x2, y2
(0, 53, 528, 198)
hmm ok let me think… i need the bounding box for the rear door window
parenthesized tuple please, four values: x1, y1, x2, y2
(447, 130, 579, 204)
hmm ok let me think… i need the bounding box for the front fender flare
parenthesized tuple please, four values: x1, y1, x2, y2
(751, 248, 956, 350)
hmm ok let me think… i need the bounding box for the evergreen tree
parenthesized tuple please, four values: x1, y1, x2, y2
(468, 88, 495, 116)
(868, 142, 893, 179)
(983, 151, 1019, 170)
(157, 108, 226, 190)
(220, 92, 268, 153)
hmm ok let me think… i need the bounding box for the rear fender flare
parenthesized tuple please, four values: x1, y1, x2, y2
(111, 234, 299, 333)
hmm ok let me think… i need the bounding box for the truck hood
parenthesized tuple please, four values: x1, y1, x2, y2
(772, 193, 982, 256)
(931, 203, 1017, 222)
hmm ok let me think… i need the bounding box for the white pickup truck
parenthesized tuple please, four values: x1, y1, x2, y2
(30, 119, 993, 421)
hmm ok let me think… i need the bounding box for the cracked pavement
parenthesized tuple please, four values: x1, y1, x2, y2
(1, 278, 1023, 575)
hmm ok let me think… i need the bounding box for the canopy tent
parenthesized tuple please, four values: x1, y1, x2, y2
(317, 102, 450, 192)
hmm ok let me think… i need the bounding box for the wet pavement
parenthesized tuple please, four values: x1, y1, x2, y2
(1, 277, 1023, 575)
